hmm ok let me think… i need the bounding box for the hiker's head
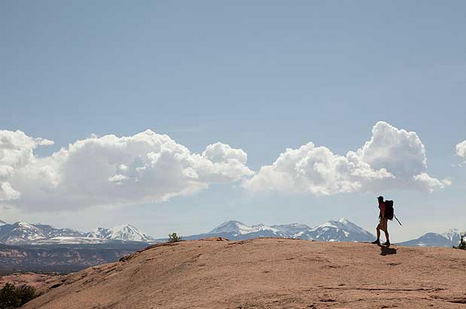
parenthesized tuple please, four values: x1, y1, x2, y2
(378, 196, 384, 203)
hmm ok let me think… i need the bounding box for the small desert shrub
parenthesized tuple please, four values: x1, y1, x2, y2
(454, 233, 466, 250)
(168, 233, 182, 243)
(0, 283, 36, 309)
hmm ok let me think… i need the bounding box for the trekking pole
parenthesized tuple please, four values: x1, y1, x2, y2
(394, 215, 402, 226)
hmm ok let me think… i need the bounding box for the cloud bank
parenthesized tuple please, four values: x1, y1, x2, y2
(0, 130, 252, 210)
(0, 122, 449, 210)
(244, 122, 448, 195)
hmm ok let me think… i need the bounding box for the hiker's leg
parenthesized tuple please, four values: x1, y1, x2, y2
(382, 219, 389, 242)
(384, 230, 389, 242)
(371, 226, 381, 244)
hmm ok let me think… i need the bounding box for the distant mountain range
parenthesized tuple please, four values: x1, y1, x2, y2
(0, 218, 377, 245)
(183, 218, 376, 243)
(397, 229, 464, 248)
(0, 218, 463, 247)
(165, 219, 465, 247)
(202, 218, 465, 248)
(0, 221, 154, 245)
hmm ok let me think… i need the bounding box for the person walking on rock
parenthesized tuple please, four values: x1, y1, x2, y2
(372, 196, 390, 247)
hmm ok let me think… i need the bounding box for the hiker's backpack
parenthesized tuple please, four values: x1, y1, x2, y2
(384, 200, 394, 220)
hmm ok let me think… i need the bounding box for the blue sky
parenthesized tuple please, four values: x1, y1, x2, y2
(1, 1, 465, 241)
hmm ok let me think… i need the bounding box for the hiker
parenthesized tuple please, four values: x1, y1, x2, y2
(372, 196, 390, 247)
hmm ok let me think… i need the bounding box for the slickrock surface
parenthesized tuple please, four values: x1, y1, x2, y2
(22, 238, 466, 309)
(0, 272, 63, 294)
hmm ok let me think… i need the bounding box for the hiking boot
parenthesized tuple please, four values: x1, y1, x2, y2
(371, 239, 380, 245)
(382, 241, 390, 247)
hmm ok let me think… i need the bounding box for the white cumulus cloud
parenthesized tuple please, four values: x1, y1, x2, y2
(457, 140, 466, 167)
(244, 121, 449, 195)
(456, 140, 466, 158)
(0, 130, 253, 210)
(0, 130, 54, 202)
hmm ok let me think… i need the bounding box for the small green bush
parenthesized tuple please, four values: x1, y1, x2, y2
(168, 233, 182, 243)
(0, 283, 36, 309)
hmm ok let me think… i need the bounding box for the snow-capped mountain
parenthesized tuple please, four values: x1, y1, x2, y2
(297, 218, 375, 242)
(209, 220, 284, 236)
(0, 222, 86, 245)
(33, 224, 85, 238)
(397, 229, 465, 248)
(0, 222, 49, 244)
(86, 224, 153, 242)
(184, 220, 297, 240)
(397, 233, 456, 248)
(442, 229, 463, 245)
(107, 224, 154, 242)
(209, 221, 315, 238)
(184, 219, 374, 242)
(86, 227, 112, 239)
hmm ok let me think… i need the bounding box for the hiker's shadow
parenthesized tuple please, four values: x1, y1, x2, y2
(379, 245, 397, 256)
